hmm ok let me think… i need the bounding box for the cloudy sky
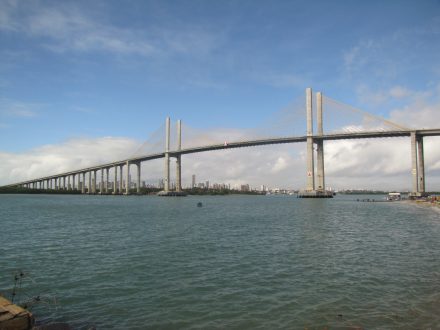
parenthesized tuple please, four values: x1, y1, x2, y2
(1, 0, 440, 190)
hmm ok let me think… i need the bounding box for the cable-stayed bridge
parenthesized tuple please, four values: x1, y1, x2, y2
(3, 88, 440, 197)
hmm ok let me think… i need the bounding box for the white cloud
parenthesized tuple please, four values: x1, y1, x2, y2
(389, 86, 440, 129)
(2, 88, 440, 191)
(389, 86, 411, 99)
(0, 1, 223, 59)
(2, 131, 440, 191)
(0, 137, 140, 184)
(26, 5, 157, 56)
(0, 99, 40, 118)
(0, 0, 18, 31)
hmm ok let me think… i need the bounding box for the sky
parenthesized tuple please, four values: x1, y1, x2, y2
(1, 0, 440, 190)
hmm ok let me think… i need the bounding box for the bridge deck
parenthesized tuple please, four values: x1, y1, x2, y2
(3, 128, 440, 187)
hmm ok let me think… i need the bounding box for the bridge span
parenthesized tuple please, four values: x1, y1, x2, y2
(3, 88, 439, 197)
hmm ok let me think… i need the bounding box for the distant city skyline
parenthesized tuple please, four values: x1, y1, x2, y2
(1, 1, 439, 190)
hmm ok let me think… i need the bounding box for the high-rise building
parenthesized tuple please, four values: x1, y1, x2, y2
(192, 174, 196, 188)
(241, 184, 250, 192)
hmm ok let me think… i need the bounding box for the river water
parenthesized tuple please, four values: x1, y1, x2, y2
(0, 194, 439, 329)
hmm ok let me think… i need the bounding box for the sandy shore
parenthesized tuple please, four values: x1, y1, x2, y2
(403, 198, 440, 212)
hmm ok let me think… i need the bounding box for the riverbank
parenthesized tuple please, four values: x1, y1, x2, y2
(404, 196, 440, 210)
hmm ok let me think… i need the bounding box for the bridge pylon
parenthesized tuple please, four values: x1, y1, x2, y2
(298, 88, 333, 198)
(158, 117, 187, 196)
(410, 131, 427, 198)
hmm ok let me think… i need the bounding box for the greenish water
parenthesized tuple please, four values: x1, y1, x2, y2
(1, 194, 439, 329)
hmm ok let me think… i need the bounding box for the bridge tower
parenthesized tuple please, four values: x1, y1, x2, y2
(316, 91, 325, 192)
(410, 132, 426, 197)
(158, 117, 186, 196)
(299, 88, 332, 198)
(306, 87, 315, 191)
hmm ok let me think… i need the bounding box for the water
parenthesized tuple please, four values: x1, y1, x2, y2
(1, 194, 439, 329)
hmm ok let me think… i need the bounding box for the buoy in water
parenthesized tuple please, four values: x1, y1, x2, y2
(197, 202, 203, 207)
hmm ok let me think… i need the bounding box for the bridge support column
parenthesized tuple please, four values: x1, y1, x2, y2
(113, 166, 117, 194)
(306, 88, 315, 191)
(93, 170, 97, 194)
(68, 176, 71, 190)
(164, 117, 170, 192)
(411, 132, 419, 195)
(176, 156, 181, 192)
(82, 173, 85, 194)
(72, 174, 76, 190)
(316, 92, 325, 191)
(126, 161, 130, 195)
(105, 168, 109, 194)
(119, 165, 123, 194)
(298, 88, 332, 198)
(417, 135, 425, 193)
(100, 169, 104, 194)
(88, 171, 92, 194)
(136, 162, 141, 194)
(176, 119, 182, 192)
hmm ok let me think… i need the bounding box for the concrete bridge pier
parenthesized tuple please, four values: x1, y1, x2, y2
(105, 168, 109, 194)
(417, 135, 425, 193)
(306, 87, 315, 191)
(158, 117, 186, 196)
(298, 88, 332, 198)
(93, 170, 97, 194)
(113, 165, 118, 194)
(88, 171, 92, 194)
(119, 165, 123, 195)
(164, 117, 171, 193)
(411, 132, 426, 197)
(125, 161, 130, 195)
(316, 91, 325, 192)
(176, 119, 182, 192)
(82, 172, 86, 194)
(100, 169, 104, 194)
(136, 162, 141, 194)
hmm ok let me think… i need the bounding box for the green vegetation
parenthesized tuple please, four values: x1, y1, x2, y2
(0, 186, 82, 194)
(183, 187, 264, 196)
(0, 186, 264, 196)
(137, 187, 161, 195)
(338, 190, 389, 195)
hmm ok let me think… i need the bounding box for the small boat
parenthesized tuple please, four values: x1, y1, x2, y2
(387, 192, 401, 201)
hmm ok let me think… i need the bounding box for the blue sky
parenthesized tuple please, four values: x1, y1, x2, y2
(1, 0, 440, 189)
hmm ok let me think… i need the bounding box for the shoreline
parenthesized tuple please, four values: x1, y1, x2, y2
(403, 198, 440, 211)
